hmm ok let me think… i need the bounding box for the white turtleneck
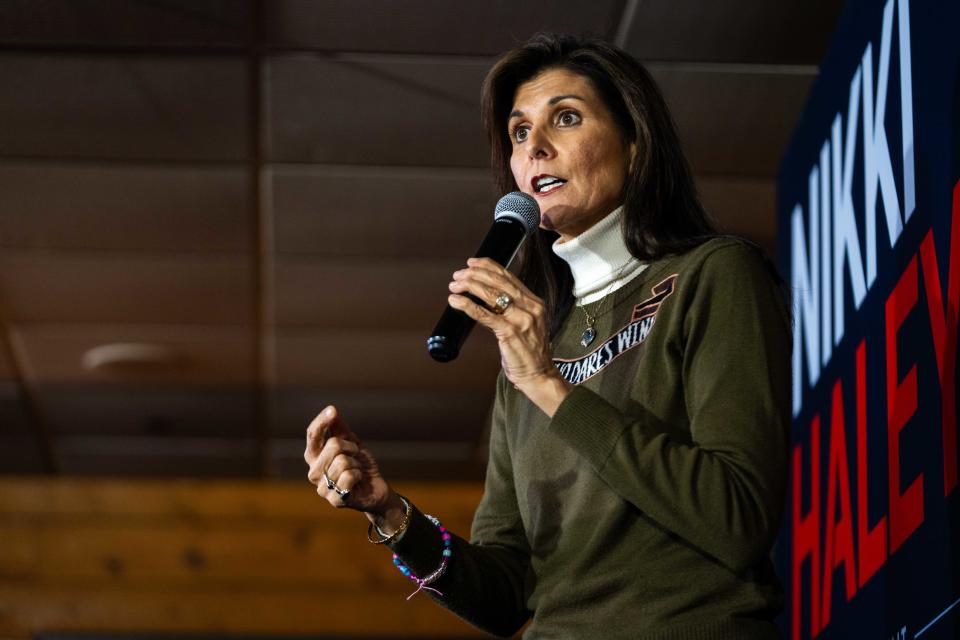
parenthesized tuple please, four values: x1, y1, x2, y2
(551, 206, 647, 304)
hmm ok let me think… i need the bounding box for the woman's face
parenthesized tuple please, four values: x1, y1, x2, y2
(508, 67, 634, 242)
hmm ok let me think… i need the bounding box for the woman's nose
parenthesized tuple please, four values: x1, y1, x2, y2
(526, 128, 556, 159)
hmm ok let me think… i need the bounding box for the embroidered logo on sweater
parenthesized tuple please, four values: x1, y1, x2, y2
(553, 274, 678, 385)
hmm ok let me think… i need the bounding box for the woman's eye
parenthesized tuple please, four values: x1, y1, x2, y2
(557, 111, 581, 127)
(512, 126, 529, 143)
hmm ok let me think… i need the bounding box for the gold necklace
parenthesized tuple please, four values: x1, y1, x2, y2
(577, 260, 633, 348)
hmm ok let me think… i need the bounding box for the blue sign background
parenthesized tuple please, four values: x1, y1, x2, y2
(775, 0, 960, 638)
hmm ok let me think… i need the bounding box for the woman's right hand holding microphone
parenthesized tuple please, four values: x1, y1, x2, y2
(304, 405, 407, 535)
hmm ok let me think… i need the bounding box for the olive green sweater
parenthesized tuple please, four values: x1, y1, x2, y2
(389, 237, 791, 639)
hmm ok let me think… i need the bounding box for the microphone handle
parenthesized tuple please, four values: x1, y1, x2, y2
(427, 218, 528, 362)
(473, 217, 528, 264)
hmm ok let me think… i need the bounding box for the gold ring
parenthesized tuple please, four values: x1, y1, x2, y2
(493, 292, 512, 314)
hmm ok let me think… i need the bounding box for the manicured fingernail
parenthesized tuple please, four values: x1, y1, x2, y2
(323, 406, 334, 417)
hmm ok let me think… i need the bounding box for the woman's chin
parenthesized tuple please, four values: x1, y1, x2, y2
(538, 204, 585, 238)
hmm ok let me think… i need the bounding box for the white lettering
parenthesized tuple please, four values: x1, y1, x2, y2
(898, 0, 915, 222)
(617, 325, 633, 352)
(820, 140, 832, 365)
(862, 0, 903, 288)
(638, 317, 652, 342)
(792, 203, 820, 414)
(603, 343, 615, 363)
(788, 0, 915, 408)
(571, 360, 584, 383)
(832, 67, 868, 348)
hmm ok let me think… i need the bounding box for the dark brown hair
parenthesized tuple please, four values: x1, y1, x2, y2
(481, 33, 717, 335)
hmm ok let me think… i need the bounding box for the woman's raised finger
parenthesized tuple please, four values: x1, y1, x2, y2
(305, 406, 361, 457)
(316, 436, 359, 471)
(307, 437, 358, 485)
(326, 452, 360, 484)
(453, 261, 523, 299)
(318, 468, 361, 508)
(448, 277, 510, 313)
(304, 412, 330, 463)
(306, 456, 329, 487)
(334, 469, 362, 494)
(309, 455, 355, 504)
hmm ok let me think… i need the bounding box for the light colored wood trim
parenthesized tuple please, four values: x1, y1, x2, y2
(0, 478, 490, 638)
(0, 586, 491, 636)
(0, 478, 484, 521)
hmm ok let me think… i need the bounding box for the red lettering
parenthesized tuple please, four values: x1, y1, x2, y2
(886, 256, 923, 554)
(917, 178, 960, 496)
(821, 379, 857, 627)
(792, 415, 821, 639)
(789, 179, 960, 636)
(855, 340, 887, 587)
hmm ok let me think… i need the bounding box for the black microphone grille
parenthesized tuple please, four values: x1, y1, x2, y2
(494, 191, 540, 233)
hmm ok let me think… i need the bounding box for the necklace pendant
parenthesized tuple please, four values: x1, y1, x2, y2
(580, 326, 596, 348)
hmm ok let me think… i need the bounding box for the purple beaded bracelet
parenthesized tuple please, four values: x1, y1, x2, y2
(392, 514, 452, 600)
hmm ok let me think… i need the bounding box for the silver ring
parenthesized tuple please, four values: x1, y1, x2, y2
(322, 472, 350, 500)
(493, 292, 512, 314)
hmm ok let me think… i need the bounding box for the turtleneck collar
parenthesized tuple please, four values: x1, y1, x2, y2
(551, 206, 647, 304)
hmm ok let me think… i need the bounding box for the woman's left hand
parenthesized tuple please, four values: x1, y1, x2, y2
(448, 257, 572, 416)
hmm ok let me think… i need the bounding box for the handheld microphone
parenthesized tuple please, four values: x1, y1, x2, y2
(427, 191, 540, 362)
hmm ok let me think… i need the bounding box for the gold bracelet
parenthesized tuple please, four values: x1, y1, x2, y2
(367, 495, 412, 544)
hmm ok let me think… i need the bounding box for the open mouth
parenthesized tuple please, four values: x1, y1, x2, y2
(532, 174, 567, 194)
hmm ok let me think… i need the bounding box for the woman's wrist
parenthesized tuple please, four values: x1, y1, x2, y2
(515, 370, 573, 417)
(366, 490, 407, 535)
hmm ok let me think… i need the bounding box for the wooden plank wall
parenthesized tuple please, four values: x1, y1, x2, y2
(0, 478, 491, 639)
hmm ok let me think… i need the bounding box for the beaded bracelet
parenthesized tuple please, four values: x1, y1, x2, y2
(392, 514, 452, 600)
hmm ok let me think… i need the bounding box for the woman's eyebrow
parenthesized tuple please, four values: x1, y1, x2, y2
(548, 94, 584, 105)
(508, 94, 585, 120)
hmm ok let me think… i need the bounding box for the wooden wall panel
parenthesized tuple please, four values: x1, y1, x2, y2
(0, 478, 491, 639)
(0, 587, 484, 636)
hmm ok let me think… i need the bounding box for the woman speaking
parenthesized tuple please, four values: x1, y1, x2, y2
(304, 33, 790, 639)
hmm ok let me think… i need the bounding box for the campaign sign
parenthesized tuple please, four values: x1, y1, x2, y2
(775, 0, 960, 638)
